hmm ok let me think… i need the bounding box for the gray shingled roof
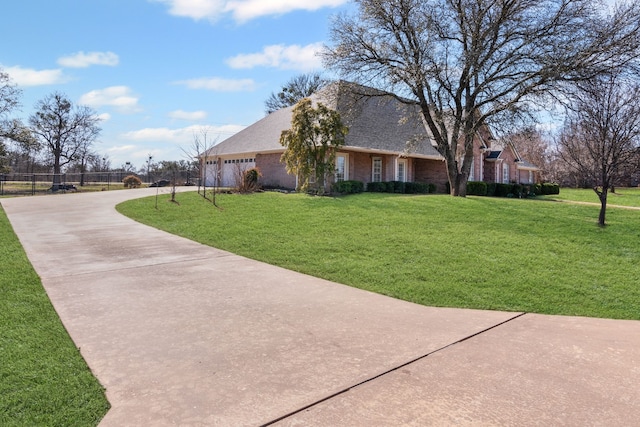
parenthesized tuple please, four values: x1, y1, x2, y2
(204, 105, 294, 156)
(205, 82, 442, 159)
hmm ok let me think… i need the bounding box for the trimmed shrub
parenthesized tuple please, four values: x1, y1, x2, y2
(366, 181, 433, 194)
(466, 181, 488, 196)
(522, 185, 535, 198)
(366, 181, 386, 192)
(332, 180, 364, 194)
(541, 183, 560, 195)
(389, 181, 405, 193)
(511, 183, 523, 197)
(494, 183, 512, 197)
(486, 182, 497, 197)
(123, 175, 142, 188)
(405, 182, 431, 194)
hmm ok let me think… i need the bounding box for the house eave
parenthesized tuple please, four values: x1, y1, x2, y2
(516, 163, 540, 171)
(341, 145, 444, 161)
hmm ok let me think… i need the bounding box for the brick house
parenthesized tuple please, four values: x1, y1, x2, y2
(201, 82, 538, 192)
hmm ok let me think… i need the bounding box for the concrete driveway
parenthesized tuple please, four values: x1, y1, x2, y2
(2, 188, 639, 426)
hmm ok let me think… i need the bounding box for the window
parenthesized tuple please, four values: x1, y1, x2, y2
(335, 153, 349, 182)
(469, 158, 475, 181)
(502, 163, 509, 183)
(396, 158, 407, 182)
(372, 157, 382, 182)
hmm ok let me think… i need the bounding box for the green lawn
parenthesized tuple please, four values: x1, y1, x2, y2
(0, 206, 109, 426)
(117, 190, 640, 320)
(541, 187, 640, 208)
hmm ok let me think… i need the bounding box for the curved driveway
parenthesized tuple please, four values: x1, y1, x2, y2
(2, 189, 639, 426)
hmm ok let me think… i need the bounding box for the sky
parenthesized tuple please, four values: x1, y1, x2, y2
(1, 0, 353, 170)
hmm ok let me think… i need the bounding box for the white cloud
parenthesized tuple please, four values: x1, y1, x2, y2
(2, 65, 67, 86)
(152, 0, 226, 21)
(57, 51, 119, 68)
(122, 124, 245, 144)
(168, 109, 208, 121)
(107, 145, 138, 153)
(226, 43, 323, 71)
(79, 86, 140, 113)
(152, 0, 348, 22)
(98, 113, 112, 122)
(174, 77, 256, 91)
(226, 0, 348, 22)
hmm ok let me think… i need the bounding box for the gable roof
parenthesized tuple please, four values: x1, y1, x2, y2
(204, 105, 294, 157)
(204, 81, 442, 160)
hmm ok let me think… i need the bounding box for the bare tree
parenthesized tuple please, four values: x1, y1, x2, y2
(558, 73, 640, 226)
(323, 0, 640, 196)
(0, 68, 20, 120)
(0, 69, 22, 172)
(29, 92, 101, 189)
(184, 127, 220, 205)
(503, 127, 551, 181)
(265, 73, 329, 114)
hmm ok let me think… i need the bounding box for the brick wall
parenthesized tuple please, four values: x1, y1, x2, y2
(415, 158, 448, 192)
(256, 153, 296, 189)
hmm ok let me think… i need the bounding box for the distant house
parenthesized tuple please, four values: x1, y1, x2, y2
(201, 82, 538, 192)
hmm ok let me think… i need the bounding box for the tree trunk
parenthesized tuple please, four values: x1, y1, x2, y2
(446, 160, 466, 197)
(52, 151, 62, 190)
(595, 187, 608, 227)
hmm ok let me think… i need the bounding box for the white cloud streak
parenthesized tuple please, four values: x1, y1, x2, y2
(226, 43, 323, 71)
(2, 65, 67, 86)
(79, 86, 140, 113)
(152, 0, 348, 22)
(122, 124, 245, 144)
(168, 110, 208, 121)
(107, 145, 138, 153)
(174, 77, 256, 91)
(57, 51, 119, 68)
(227, 0, 348, 22)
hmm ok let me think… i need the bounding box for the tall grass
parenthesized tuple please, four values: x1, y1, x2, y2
(118, 191, 640, 320)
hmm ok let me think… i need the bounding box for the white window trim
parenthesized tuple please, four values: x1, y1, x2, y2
(396, 158, 408, 182)
(335, 153, 349, 182)
(502, 163, 509, 183)
(372, 157, 382, 182)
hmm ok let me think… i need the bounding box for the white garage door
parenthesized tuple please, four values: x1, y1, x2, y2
(220, 157, 256, 188)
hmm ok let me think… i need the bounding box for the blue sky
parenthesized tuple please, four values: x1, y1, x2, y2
(1, 0, 352, 169)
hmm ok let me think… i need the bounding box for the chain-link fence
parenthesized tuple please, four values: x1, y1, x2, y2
(0, 171, 199, 196)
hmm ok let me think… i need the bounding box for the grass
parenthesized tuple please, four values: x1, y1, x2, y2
(0, 206, 109, 426)
(117, 190, 640, 320)
(541, 187, 640, 208)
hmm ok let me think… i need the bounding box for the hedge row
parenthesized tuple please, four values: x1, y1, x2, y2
(331, 179, 560, 197)
(466, 181, 560, 197)
(331, 180, 437, 195)
(366, 181, 436, 194)
(331, 180, 365, 194)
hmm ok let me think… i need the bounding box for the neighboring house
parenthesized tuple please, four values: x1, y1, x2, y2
(201, 82, 539, 191)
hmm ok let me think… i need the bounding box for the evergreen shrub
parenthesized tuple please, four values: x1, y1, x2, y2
(332, 180, 364, 194)
(466, 181, 488, 196)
